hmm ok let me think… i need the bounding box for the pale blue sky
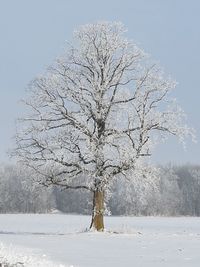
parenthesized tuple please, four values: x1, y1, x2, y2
(0, 0, 199, 164)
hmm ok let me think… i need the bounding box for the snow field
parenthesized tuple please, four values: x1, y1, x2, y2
(0, 215, 199, 266)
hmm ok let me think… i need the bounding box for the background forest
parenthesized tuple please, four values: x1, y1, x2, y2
(0, 163, 199, 216)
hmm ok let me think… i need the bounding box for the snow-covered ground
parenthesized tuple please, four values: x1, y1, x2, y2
(0, 214, 199, 266)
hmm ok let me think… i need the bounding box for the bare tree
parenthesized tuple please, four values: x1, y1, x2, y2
(14, 22, 191, 231)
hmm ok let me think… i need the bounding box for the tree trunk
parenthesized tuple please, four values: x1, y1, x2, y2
(90, 190, 104, 231)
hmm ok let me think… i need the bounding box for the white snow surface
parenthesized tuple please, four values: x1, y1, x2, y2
(0, 214, 199, 266)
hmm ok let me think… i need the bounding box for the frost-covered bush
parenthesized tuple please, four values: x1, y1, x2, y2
(0, 243, 66, 267)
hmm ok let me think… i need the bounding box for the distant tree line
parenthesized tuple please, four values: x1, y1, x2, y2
(0, 163, 200, 216)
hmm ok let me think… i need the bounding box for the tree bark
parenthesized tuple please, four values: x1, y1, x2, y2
(90, 190, 104, 231)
